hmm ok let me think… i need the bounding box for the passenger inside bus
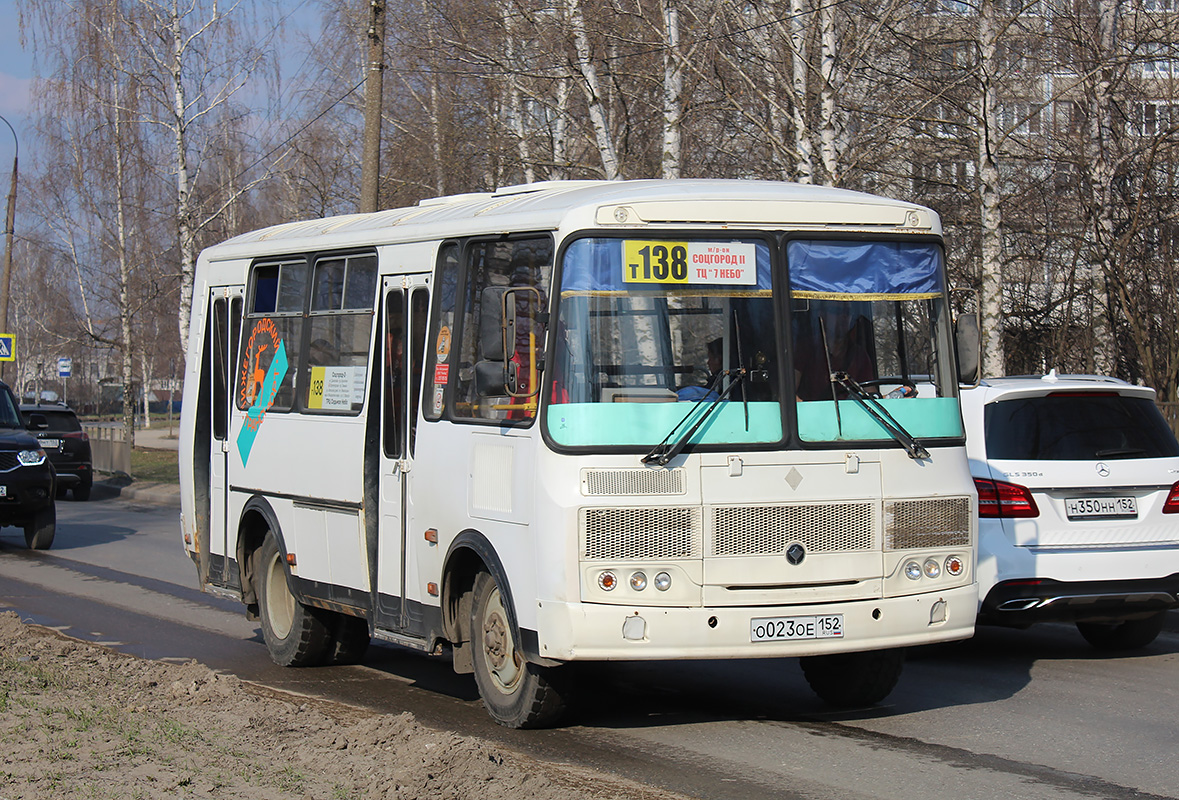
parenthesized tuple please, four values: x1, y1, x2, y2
(676, 338, 723, 401)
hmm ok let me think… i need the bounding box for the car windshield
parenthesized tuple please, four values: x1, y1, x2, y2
(984, 393, 1179, 460)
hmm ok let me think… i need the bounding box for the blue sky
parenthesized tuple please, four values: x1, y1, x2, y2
(0, 0, 327, 164)
(0, 0, 34, 147)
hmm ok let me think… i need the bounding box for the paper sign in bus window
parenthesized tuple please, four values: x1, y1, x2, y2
(307, 365, 365, 410)
(623, 241, 757, 286)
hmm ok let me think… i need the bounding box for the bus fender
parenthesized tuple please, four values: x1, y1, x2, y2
(442, 530, 560, 671)
(236, 496, 286, 618)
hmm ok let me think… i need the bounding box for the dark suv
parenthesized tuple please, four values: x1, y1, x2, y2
(20, 402, 93, 501)
(0, 382, 56, 548)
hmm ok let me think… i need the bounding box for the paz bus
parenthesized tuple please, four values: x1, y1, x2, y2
(179, 179, 978, 728)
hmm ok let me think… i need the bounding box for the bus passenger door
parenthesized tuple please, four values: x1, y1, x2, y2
(374, 277, 429, 633)
(207, 287, 242, 585)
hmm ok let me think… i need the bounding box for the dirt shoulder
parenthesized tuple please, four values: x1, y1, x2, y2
(0, 613, 683, 799)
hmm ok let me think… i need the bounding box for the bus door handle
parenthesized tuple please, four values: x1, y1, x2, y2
(390, 459, 412, 476)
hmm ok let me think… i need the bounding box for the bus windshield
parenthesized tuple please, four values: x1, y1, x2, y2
(544, 236, 963, 450)
(789, 239, 962, 444)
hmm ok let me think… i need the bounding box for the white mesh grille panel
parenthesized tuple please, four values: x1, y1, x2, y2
(711, 503, 876, 556)
(581, 468, 686, 496)
(885, 497, 971, 549)
(580, 507, 702, 560)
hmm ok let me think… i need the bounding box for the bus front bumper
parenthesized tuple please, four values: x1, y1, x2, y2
(532, 584, 976, 662)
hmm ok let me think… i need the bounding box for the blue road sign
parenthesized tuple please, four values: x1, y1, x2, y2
(0, 334, 14, 362)
(58, 357, 72, 378)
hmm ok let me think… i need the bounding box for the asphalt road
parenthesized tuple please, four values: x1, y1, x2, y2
(1, 496, 1177, 800)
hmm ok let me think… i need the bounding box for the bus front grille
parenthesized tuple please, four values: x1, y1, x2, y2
(580, 506, 702, 560)
(884, 497, 972, 549)
(711, 502, 877, 556)
(580, 467, 686, 496)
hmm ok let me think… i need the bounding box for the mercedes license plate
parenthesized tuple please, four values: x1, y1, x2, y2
(1065, 496, 1137, 520)
(751, 614, 843, 642)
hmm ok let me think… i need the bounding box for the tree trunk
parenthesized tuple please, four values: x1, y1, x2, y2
(661, 0, 682, 180)
(789, 0, 813, 183)
(568, 0, 621, 180)
(977, 0, 1005, 379)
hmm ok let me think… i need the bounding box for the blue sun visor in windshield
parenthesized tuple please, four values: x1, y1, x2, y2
(788, 240, 943, 299)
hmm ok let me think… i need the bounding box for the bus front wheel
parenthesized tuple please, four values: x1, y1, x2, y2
(800, 648, 906, 708)
(256, 532, 332, 667)
(469, 571, 565, 729)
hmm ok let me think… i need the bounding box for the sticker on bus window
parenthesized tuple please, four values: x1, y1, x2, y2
(623, 241, 757, 286)
(237, 319, 289, 466)
(436, 325, 451, 362)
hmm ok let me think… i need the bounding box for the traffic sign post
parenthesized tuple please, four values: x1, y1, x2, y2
(58, 357, 72, 405)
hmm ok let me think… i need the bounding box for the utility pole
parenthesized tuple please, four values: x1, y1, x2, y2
(0, 114, 17, 385)
(359, 0, 386, 214)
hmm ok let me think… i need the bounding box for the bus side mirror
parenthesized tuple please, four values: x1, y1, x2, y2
(475, 286, 543, 398)
(955, 312, 980, 387)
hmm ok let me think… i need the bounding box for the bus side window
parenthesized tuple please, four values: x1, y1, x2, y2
(305, 253, 378, 414)
(238, 259, 307, 413)
(423, 243, 460, 421)
(408, 288, 429, 455)
(384, 291, 406, 458)
(453, 236, 553, 422)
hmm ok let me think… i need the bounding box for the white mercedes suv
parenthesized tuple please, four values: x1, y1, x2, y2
(961, 373, 1179, 649)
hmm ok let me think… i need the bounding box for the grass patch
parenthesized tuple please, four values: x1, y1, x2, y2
(130, 447, 179, 484)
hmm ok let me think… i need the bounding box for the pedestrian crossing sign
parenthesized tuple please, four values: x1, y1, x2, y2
(0, 334, 13, 362)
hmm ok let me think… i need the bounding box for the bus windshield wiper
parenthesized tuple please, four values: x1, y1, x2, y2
(831, 372, 930, 460)
(643, 369, 747, 466)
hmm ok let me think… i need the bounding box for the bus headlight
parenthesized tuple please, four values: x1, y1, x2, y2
(904, 561, 923, 580)
(923, 558, 942, 579)
(630, 571, 647, 591)
(598, 571, 618, 591)
(945, 555, 964, 576)
(654, 571, 672, 591)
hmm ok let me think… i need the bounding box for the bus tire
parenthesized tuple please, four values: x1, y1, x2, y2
(1076, 612, 1166, 651)
(23, 506, 56, 550)
(800, 648, 905, 708)
(256, 532, 332, 667)
(326, 613, 371, 665)
(470, 571, 565, 729)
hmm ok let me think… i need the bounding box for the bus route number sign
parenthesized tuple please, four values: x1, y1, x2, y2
(623, 240, 757, 286)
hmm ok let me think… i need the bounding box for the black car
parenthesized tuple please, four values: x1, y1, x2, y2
(20, 403, 93, 501)
(0, 383, 56, 548)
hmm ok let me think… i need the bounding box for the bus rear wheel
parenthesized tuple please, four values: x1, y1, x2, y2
(470, 572, 565, 729)
(256, 532, 332, 667)
(800, 648, 906, 708)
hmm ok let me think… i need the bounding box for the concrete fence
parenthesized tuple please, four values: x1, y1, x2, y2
(82, 424, 132, 475)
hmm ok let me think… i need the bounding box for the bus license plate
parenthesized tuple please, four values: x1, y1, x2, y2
(751, 615, 843, 642)
(1065, 496, 1137, 520)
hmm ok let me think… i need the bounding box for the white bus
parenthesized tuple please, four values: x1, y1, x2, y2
(180, 180, 978, 728)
